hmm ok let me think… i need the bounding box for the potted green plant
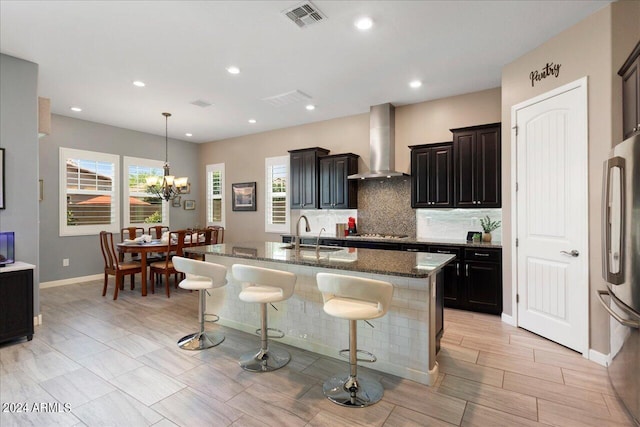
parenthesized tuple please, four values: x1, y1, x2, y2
(472, 233, 482, 243)
(479, 215, 501, 242)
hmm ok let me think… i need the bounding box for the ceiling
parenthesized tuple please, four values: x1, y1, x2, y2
(0, 0, 611, 143)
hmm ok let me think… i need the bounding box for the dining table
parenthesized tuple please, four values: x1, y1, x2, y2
(116, 240, 172, 296)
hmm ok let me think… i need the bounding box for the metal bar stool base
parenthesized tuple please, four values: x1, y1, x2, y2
(239, 346, 290, 372)
(322, 374, 384, 407)
(177, 331, 225, 351)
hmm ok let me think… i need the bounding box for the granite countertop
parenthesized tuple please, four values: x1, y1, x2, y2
(185, 241, 455, 279)
(281, 234, 502, 249)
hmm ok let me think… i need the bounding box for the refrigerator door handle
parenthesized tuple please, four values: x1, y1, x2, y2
(602, 157, 626, 285)
(597, 290, 640, 329)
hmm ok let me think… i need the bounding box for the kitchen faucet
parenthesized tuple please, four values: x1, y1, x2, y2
(315, 227, 326, 255)
(294, 215, 311, 251)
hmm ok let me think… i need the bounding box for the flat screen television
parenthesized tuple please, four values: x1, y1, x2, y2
(0, 232, 15, 266)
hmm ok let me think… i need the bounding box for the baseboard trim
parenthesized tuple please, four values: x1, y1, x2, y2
(501, 312, 516, 326)
(40, 274, 102, 289)
(588, 348, 610, 367)
(33, 314, 42, 326)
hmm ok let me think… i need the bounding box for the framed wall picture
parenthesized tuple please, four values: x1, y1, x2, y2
(184, 199, 196, 210)
(232, 182, 256, 211)
(0, 148, 5, 209)
(171, 196, 182, 208)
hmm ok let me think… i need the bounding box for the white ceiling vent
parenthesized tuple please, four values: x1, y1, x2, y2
(190, 99, 213, 108)
(282, 2, 326, 29)
(262, 90, 312, 107)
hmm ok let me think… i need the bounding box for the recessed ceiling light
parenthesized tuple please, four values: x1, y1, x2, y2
(70, 106, 82, 112)
(132, 80, 146, 87)
(355, 17, 373, 31)
(409, 80, 423, 88)
(248, 119, 257, 124)
(306, 104, 316, 111)
(226, 66, 240, 75)
(185, 133, 192, 137)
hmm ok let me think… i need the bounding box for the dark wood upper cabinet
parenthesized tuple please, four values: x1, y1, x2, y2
(319, 153, 359, 209)
(619, 41, 640, 139)
(451, 123, 501, 208)
(289, 147, 329, 209)
(410, 142, 453, 208)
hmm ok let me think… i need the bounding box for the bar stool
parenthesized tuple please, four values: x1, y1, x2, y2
(232, 264, 297, 372)
(316, 272, 393, 407)
(172, 256, 227, 350)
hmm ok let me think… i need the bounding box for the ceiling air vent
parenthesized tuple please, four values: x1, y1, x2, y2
(190, 99, 213, 108)
(283, 2, 326, 29)
(262, 89, 312, 107)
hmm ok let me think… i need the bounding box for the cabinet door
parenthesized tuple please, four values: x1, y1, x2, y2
(465, 261, 502, 314)
(431, 145, 453, 207)
(332, 157, 349, 208)
(0, 269, 34, 342)
(622, 57, 639, 139)
(290, 152, 304, 209)
(301, 150, 318, 208)
(411, 148, 431, 207)
(442, 262, 462, 309)
(475, 126, 501, 207)
(454, 131, 476, 207)
(319, 157, 334, 209)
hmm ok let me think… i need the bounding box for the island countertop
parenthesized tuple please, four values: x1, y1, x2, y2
(184, 241, 455, 278)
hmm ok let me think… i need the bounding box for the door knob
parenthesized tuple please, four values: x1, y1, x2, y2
(560, 250, 579, 257)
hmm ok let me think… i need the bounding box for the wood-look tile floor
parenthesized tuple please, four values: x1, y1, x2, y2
(0, 279, 636, 426)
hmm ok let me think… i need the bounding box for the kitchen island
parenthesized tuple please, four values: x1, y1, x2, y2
(185, 242, 454, 386)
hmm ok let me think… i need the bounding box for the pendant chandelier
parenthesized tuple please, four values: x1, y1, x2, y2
(145, 112, 189, 201)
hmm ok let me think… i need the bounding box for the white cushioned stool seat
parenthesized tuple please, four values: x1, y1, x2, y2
(172, 256, 227, 350)
(316, 272, 393, 407)
(232, 264, 297, 372)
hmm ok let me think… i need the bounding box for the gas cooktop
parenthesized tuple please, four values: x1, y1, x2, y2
(345, 233, 409, 240)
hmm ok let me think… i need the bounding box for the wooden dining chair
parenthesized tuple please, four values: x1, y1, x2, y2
(148, 225, 170, 239)
(149, 230, 188, 298)
(99, 231, 142, 300)
(188, 229, 213, 260)
(120, 227, 145, 261)
(147, 225, 170, 262)
(207, 226, 224, 243)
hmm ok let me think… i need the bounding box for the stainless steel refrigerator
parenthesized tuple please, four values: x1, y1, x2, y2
(599, 132, 640, 425)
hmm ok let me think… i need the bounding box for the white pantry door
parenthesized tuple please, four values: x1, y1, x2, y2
(513, 78, 588, 354)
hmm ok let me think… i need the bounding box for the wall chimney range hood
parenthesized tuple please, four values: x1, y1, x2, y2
(348, 103, 409, 180)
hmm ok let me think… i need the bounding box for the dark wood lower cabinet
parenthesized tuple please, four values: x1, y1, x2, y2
(465, 260, 502, 314)
(0, 266, 34, 343)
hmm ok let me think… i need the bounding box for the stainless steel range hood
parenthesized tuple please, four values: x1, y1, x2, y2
(348, 103, 409, 180)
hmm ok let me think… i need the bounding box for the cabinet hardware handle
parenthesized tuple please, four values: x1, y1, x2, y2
(436, 250, 449, 254)
(406, 248, 419, 252)
(456, 262, 460, 276)
(466, 264, 469, 277)
(474, 253, 490, 257)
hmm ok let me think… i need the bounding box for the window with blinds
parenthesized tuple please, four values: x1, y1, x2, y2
(60, 147, 120, 236)
(123, 157, 167, 227)
(206, 163, 225, 227)
(265, 156, 290, 233)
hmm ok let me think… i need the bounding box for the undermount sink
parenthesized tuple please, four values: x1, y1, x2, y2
(281, 244, 342, 253)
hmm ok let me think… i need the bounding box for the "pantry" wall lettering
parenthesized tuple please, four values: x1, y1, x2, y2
(529, 62, 561, 87)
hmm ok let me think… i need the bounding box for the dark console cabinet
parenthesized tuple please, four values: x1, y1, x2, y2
(451, 123, 501, 208)
(0, 265, 34, 343)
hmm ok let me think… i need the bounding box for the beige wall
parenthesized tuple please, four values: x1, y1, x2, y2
(198, 88, 501, 244)
(501, 1, 640, 354)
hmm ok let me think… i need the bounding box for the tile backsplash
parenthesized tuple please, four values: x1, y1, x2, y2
(356, 178, 415, 237)
(295, 209, 358, 237)
(416, 208, 502, 242)
(290, 178, 501, 243)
